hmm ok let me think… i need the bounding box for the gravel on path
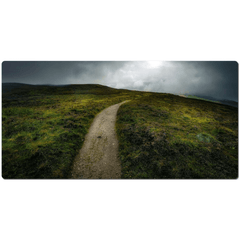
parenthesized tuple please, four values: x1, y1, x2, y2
(71, 100, 130, 179)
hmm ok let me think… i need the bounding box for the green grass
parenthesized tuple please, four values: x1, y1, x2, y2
(116, 93, 238, 179)
(2, 84, 142, 179)
(2, 84, 238, 179)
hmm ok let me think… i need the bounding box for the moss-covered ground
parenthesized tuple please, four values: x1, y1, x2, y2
(2, 84, 238, 179)
(116, 93, 238, 179)
(2, 84, 140, 179)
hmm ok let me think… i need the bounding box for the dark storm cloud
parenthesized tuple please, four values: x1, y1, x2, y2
(2, 62, 75, 83)
(170, 61, 238, 101)
(2, 61, 128, 85)
(2, 61, 238, 101)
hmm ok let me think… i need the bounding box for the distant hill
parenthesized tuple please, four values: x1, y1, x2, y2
(2, 82, 73, 93)
(218, 99, 238, 108)
(2, 82, 33, 93)
(186, 94, 238, 108)
(2, 83, 238, 108)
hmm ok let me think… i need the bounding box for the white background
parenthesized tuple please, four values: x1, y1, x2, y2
(0, 1, 239, 240)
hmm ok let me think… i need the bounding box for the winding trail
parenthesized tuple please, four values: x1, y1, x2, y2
(71, 100, 130, 179)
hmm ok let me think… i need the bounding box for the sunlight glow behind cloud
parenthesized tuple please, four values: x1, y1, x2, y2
(147, 61, 164, 68)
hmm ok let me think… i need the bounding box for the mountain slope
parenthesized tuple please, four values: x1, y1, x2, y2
(2, 84, 140, 179)
(2, 83, 238, 179)
(116, 93, 238, 179)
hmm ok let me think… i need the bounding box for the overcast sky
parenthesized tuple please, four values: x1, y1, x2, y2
(2, 61, 238, 101)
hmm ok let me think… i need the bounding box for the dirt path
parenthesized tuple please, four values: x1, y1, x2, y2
(71, 100, 130, 179)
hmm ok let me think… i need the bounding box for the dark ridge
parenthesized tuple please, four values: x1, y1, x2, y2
(2, 82, 35, 93)
(186, 94, 238, 108)
(2, 83, 238, 108)
(218, 100, 238, 108)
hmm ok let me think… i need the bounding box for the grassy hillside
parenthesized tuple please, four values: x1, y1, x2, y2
(2, 84, 141, 179)
(116, 93, 238, 179)
(2, 84, 238, 179)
